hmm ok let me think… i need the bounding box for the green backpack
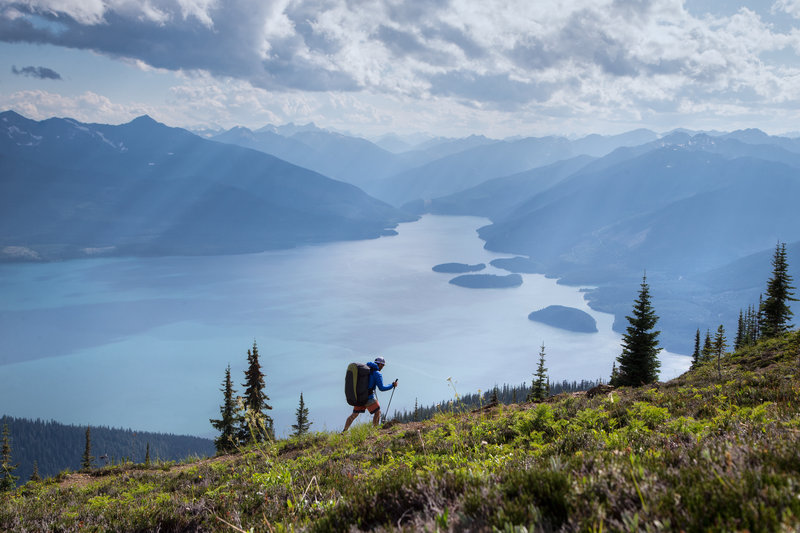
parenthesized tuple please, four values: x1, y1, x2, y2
(345, 363, 372, 406)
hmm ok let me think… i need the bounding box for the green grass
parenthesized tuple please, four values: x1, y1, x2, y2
(2, 331, 800, 532)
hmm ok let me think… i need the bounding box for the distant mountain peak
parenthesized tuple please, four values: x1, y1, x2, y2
(129, 115, 160, 126)
(724, 128, 772, 144)
(0, 109, 27, 121)
(255, 122, 323, 136)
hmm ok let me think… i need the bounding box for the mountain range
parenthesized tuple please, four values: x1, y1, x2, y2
(3, 109, 799, 356)
(0, 111, 414, 261)
(427, 133, 800, 351)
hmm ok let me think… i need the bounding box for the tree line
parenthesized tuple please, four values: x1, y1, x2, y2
(392, 376, 604, 424)
(0, 416, 214, 489)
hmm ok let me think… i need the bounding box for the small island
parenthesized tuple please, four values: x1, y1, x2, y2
(449, 273, 523, 288)
(527, 305, 598, 333)
(433, 262, 486, 273)
(490, 256, 541, 273)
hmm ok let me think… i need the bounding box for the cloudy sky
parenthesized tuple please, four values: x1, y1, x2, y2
(2, 0, 800, 138)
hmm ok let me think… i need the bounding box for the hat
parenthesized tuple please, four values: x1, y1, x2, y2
(374, 356, 386, 366)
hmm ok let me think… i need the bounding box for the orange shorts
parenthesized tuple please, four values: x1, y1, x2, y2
(353, 399, 380, 414)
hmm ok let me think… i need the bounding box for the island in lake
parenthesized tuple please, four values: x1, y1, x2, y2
(449, 273, 523, 288)
(490, 256, 542, 273)
(433, 262, 486, 273)
(528, 305, 598, 333)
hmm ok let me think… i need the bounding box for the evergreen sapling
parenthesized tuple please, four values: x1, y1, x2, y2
(291, 392, 312, 437)
(615, 274, 661, 386)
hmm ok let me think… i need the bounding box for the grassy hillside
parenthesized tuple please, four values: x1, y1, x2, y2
(2, 331, 799, 532)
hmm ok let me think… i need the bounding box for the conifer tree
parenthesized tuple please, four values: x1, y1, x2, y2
(760, 242, 797, 338)
(735, 310, 745, 350)
(413, 398, 420, 422)
(702, 330, 713, 362)
(756, 295, 764, 339)
(616, 274, 661, 386)
(30, 461, 40, 482)
(210, 364, 240, 453)
(691, 329, 701, 369)
(528, 343, 549, 401)
(145, 443, 151, 467)
(747, 303, 760, 344)
(240, 341, 274, 442)
(291, 392, 312, 437)
(714, 324, 726, 379)
(609, 362, 620, 386)
(81, 426, 94, 472)
(1, 423, 19, 491)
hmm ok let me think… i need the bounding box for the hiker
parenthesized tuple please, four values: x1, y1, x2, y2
(343, 356, 398, 431)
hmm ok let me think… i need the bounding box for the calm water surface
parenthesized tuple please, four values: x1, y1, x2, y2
(0, 215, 690, 437)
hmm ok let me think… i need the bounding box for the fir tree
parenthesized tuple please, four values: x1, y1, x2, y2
(528, 343, 549, 401)
(291, 392, 312, 437)
(735, 310, 745, 350)
(701, 330, 713, 362)
(609, 362, 620, 387)
(413, 398, 420, 422)
(81, 426, 94, 472)
(691, 328, 701, 369)
(210, 364, 240, 453)
(616, 274, 661, 386)
(240, 341, 274, 442)
(1, 423, 19, 491)
(145, 443, 151, 467)
(747, 303, 760, 345)
(29, 461, 40, 482)
(760, 242, 797, 338)
(756, 295, 764, 340)
(713, 324, 727, 379)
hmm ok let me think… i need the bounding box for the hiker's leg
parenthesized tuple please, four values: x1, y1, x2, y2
(343, 412, 359, 431)
(372, 409, 381, 426)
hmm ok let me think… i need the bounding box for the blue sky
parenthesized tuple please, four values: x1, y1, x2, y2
(2, 0, 800, 138)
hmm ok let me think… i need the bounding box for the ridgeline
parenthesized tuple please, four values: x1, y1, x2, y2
(2, 330, 799, 531)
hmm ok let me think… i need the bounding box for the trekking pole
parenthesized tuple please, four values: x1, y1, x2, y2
(382, 383, 397, 424)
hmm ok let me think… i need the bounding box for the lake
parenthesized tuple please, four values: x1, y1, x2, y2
(0, 215, 690, 438)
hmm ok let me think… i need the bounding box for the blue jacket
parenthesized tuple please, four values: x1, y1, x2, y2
(366, 361, 394, 400)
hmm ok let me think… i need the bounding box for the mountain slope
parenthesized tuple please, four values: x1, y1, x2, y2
(369, 130, 660, 206)
(426, 155, 595, 219)
(3, 331, 799, 531)
(369, 136, 576, 206)
(480, 146, 800, 279)
(0, 111, 415, 261)
(212, 125, 410, 189)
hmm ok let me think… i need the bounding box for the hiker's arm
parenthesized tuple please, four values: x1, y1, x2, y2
(376, 373, 394, 392)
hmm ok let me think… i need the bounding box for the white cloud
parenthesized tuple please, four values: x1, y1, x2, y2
(175, 0, 216, 27)
(0, 0, 219, 26)
(0, 89, 150, 123)
(2, 0, 107, 24)
(773, 0, 800, 18)
(4, 0, 800, 135)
